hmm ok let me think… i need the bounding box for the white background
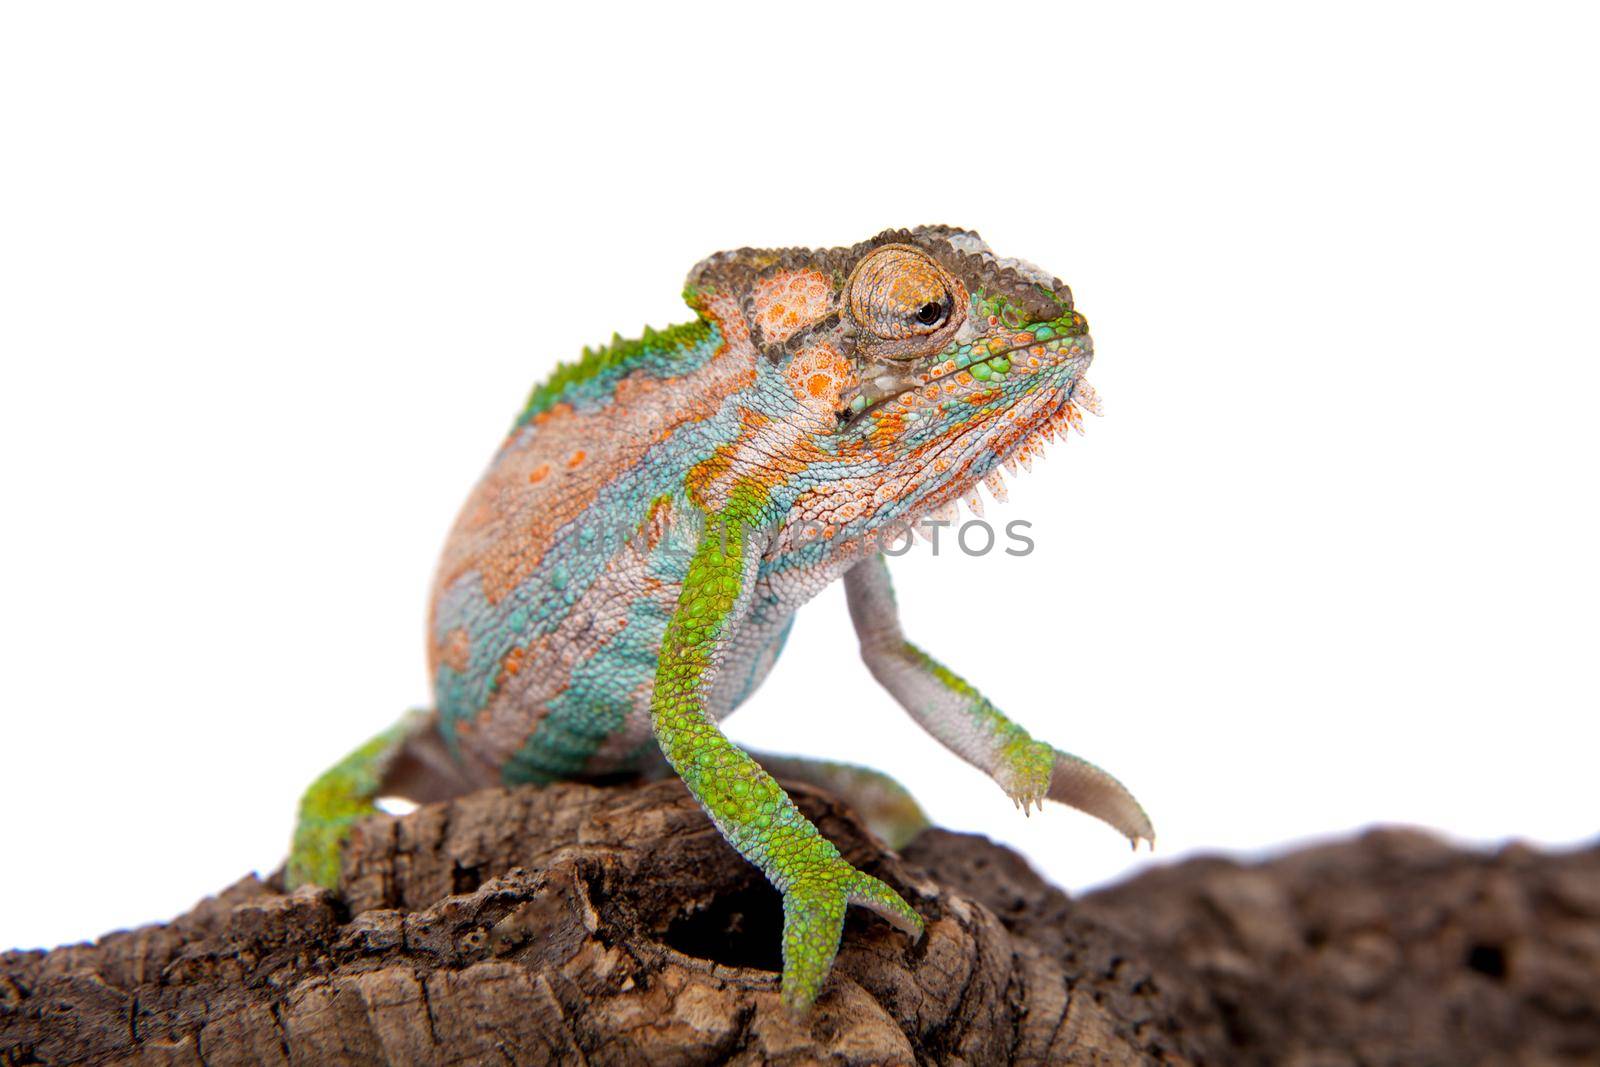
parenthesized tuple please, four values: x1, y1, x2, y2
(2, 3, 1596, 952)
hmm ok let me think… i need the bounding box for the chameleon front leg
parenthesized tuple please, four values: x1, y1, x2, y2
(652, 499, 923, 1015)
(844, 554, 1154, 847)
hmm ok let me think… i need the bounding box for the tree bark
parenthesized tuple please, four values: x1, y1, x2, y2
(2, 779, 1596, 1065)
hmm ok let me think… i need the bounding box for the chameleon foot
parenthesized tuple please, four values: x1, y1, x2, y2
(286, 710, 433, 889)
(992, 736, 1154, 848)
(287, 809, 370, 890)
(779, 859, 923, 1015)
(995, 736, 1056, 813)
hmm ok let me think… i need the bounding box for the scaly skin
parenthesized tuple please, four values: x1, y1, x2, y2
(288, 225, 1154, 1015)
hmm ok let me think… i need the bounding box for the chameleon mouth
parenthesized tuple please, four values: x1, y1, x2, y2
(835, 391, 909, 428)
(836, 335, 1090, 429)
(875, 375, 1101, 542)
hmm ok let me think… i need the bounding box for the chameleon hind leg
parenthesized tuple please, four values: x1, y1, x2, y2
(750, 752, 930, 850)
(286, 708, 474, 889)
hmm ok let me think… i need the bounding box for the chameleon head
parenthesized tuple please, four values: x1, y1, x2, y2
(687, 225, 1096, 550)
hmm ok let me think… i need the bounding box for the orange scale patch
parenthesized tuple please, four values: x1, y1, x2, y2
(612, 371, 664, 407)
(784, 341, 853, 410)
(440, 628, 471, 673)
(754, 269, 833, 344)
(642, 497, 673, 550)
(532, 403, 574, 427)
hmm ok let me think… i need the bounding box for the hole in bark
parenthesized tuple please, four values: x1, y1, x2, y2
(1466, 942, 1507, 980)
(452, 864, 482, 894)
(662, 884, 784, 972)
(375, 795, 418, 816)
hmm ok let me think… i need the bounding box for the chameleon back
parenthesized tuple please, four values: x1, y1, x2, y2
(427, 321, 757, 783)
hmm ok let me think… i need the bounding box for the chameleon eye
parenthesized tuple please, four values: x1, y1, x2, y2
(846, 245, 963, 345)
(914, 300, 948, 327)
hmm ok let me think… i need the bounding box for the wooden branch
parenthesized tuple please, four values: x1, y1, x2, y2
(3, 779, 1596, 1064)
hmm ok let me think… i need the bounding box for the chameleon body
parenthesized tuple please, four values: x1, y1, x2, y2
(289, 226, 1153, 1015)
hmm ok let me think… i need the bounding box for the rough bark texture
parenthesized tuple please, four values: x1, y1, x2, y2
(2, 780, 1596, 1065)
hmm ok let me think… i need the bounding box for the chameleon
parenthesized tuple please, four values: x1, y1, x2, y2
(287, 225, 1153, 1015)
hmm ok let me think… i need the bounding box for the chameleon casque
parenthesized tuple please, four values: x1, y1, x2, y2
(288, 225, 1153, 1015)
